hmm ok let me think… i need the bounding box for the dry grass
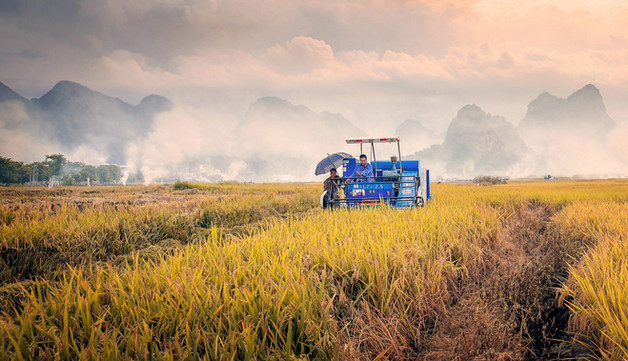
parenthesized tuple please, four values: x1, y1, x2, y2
(556, 201, 628, 360)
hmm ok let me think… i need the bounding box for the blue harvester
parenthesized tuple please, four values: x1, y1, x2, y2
(321, 137, 431, 208)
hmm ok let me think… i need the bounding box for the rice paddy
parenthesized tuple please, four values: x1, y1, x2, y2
(0, 180, 626, 360)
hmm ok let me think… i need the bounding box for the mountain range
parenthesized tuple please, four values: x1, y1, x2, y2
(0, 80, 623, 181)
(415, 84, 621, 178)
(232, 96, 365, 180)
(394, 119, 441, 153)
(0, 80, 172, 164)
(416, 104, 529, 177)
(517, 84, 616, 158)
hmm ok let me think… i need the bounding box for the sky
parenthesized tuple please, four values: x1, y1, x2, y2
(1, 0, 627, 133)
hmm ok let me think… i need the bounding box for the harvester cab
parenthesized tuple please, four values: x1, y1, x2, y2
(320, 137, 431, 208)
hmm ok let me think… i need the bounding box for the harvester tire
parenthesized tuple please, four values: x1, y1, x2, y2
(320, 191, 329, 209)
(415, 196, 425, 207)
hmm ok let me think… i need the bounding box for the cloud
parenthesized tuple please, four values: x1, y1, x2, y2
(3, 0, 627, 97)
(1, 0, 628, 181)
(264, 37, 335, 74)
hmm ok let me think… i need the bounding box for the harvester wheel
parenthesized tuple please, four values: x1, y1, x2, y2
(320, 191, 329, 209)
(415, 196, 425, 207)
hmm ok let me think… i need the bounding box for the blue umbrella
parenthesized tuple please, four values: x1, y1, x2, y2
(315, 152, 352, 175)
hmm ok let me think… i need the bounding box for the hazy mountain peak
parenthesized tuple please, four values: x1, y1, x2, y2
(525, 84, 608, 119)
(456, 104, 485, 121)
(396, 119, 438, 153)
(244, 97, 363, 139)
(397, 119, 433, 134)
(244, 96, 314, 121)
(243, 96, 361, 133)
(6, 79, 174, 164)
(255, 96, 290, 106)
(248, 96, 290, 112)
(536, 91, 558, 102)
(247, 96, 300, 114)
(37, 80, 105, 108)
(449, 104, 511, 132)
(578, 83, 598, 92)
(567, 83, 602, 102)
(49, 80, 91, 97)
(138, 94, 173, 113)
(0, 81, 27, 103)
(519, 84, 614, 143)
(419, 104, 529, 176)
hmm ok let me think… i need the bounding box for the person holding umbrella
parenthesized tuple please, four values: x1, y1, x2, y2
(323, 168, 340, 208)
(315, 152, 350, 209)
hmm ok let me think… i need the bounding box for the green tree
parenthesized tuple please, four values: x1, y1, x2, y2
(79, 165, 97, 183)
(44, 154, 67, 180)
(2, 153, 124, 185)
(17, 163, 32, 183)
(0, 156, 22, 184)
(96, 164, 122, 184)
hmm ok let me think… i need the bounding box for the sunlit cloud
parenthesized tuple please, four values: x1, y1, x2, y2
(1, 0, 627, 180)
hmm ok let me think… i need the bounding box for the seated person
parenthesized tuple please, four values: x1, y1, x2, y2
(354, 154, 374, 181)
(323, 168, 340, 207)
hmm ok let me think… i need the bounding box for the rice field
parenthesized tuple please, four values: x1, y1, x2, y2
(0, 180, 627, 360)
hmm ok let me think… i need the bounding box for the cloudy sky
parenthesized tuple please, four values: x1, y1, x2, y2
(1, 0, 627, 133)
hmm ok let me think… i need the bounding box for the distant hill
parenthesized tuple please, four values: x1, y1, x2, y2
(516, 84, 621, 177)
(417, 104, 529, 177)
(2, 80, 622, 181)
(414, 85, 621, 179)
(234, 96, 364, 180)
(518, 84, 615, 148)
(241, 96, 362, 135)
(0, 82, 28, 103)
(395, 119, 439, 153)
(0, 81, 364, 182)
(0, 80, 172, 164)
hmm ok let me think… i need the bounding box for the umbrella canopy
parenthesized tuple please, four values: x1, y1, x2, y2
(315, 152, 352, 175)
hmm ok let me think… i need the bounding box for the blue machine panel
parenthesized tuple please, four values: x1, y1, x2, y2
(426, 169, 431, 199)
(342, 158, 357, 178)
(395, 171, 417, 207)
(374, 160, 419, 171)
(346, 182, 394, 201)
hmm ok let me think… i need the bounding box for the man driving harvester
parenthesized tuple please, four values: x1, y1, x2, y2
(354, 154, 373, 181)
(316, 137, 431, 208)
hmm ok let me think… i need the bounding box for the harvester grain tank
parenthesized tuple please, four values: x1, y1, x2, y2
(318, 137, 431, 208)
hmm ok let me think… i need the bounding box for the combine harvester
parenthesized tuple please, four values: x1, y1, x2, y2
(318, 137, 431, 208)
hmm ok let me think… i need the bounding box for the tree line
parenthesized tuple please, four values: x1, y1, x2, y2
(0, 154, 143, 185)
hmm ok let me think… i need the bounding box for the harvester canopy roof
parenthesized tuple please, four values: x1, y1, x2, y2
(346, 137, 399, 144)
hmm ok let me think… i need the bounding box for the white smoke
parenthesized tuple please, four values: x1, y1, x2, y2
(124, 106, 225, 184)
(0, 101, 61, 162)
(121, 94, 367, 184)
(516, 122, 628, 179)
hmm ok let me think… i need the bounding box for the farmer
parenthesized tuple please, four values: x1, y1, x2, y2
(354, 154, 373, 181)
(323, 168, 340, 207)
